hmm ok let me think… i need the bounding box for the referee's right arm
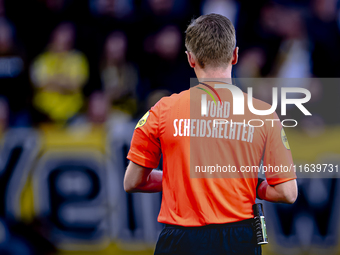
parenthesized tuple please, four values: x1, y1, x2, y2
(257, 112, 298, 204)
(257, 179, 297, 204)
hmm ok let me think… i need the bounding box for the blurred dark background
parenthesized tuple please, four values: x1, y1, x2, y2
(0, 0, 339, 254)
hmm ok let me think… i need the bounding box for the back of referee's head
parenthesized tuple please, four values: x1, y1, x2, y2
(185, 13, 237, 70)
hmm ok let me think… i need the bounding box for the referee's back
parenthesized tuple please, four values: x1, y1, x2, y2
(128, 84, 296, 226)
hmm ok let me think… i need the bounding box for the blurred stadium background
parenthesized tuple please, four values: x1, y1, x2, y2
(0, 0, 339, 254)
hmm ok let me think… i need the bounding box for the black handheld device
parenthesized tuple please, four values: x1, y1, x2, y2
(253, 203, 268, 245)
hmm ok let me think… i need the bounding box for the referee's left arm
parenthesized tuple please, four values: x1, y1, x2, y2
(124, 100, 163, 194)
(124, 161, 163, 193)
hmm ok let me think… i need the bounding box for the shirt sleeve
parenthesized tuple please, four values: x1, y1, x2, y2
(263, 112, 297, 186)
(127, 102, 161, 169)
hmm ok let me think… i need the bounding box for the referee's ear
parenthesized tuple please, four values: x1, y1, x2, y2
(185, 51, 196, 68)
(231, 47, 239, 65)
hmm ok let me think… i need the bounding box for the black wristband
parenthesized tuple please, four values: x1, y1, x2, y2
(256, 178, 266, 200)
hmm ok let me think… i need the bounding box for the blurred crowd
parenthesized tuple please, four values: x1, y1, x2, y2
(0, 0, 338, 130)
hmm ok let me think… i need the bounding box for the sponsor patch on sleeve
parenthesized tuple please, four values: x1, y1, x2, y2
(281, 128, 290, 150)
(135, 111, 150, 129)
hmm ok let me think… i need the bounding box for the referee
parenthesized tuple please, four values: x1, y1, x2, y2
(124, 14, 297, 255)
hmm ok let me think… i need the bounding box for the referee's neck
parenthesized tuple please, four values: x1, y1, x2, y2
(195, 65, 233, 80)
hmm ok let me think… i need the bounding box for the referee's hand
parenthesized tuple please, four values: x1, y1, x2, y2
(256, 178, 267, 200)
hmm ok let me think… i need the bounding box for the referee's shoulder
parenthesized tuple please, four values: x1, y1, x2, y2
(155, 89, 190, 109)
(245, 93, 274, 113)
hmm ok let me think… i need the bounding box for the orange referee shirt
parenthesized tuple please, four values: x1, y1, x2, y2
(127, 82, 296, 226)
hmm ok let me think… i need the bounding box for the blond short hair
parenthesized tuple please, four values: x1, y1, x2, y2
(185, 13, 236, 69)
